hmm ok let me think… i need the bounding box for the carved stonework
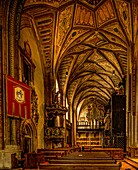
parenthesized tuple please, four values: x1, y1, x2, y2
(45, 101, 67, 147)
(45, 127, 65, 139)
(31, 86, 39, 125)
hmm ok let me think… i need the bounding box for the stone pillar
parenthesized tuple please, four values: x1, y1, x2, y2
(72, 109, 76, 146)
(136, 68, 138, 147)
(63, 114, 66, 147)
(131, 63, 136, 146)
(0, 25, 4, 150)
(126, 43, 133, 148)
(126, 111, 130, 147)
(71, 110, 75, 146)
(11, 119, 17, 145)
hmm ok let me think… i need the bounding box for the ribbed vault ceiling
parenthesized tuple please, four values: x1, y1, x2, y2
(22, 0, 130, 119)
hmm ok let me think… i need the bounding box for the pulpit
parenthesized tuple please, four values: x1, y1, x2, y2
(44, 102, 67, 148)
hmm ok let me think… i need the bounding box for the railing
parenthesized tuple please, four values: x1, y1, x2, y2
(77, 120, 104, 130)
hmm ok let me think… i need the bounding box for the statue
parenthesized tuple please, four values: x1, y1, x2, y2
(104, 110, 111, 131)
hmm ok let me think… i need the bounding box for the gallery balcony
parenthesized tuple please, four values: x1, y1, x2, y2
(77, 120, 104, 131)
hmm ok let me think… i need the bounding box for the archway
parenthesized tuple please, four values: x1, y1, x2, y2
(20, 119, 37, 153)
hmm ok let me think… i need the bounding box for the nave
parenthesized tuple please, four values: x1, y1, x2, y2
(11, 147, 138, 170)
(1, 1, 138, 170)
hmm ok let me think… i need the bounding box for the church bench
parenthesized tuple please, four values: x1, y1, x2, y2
(58, 157, 113, 160)
(38, 150, 66, 156)
(83, 145, 102, 151)
(39, 163, 121, 170)
(71, 146, 81, 152)
(37, 150, 66, 161)
(38, 148, 71, 155)
(49, 159, 116, 164)
(92, 148, 124, 160)
(61, 151, 111, 159)
(37, 147, 80, 155)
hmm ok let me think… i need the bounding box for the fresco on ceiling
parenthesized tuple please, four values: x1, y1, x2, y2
(61, 29, 90, 55)
(35, 13, 54, 73)
(96, 0, 115, 27)
(74, 4, 95, 27)
(88, 52, 104, 62)
(115, 0, 132, 41)
(98, 91, 110, 99)
(100, 50, 123, 76)
(84, 33, 107, 46)
(57, 5, 73, 47)
(119, 54, 128, 73)
(88, 74, 113, 89)
(68, 44, 91, 54)
(82, 62, 102, 73)
(65, 30, 95, 54)
(102, 23, 127, 43)
(60, 28, 90, 56)
(101, 32, 127, 47)
(95, 74, 114, 88)
(101, 44, 127, 53)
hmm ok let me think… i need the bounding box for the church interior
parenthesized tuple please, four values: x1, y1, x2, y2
(1, 0, 138, 169)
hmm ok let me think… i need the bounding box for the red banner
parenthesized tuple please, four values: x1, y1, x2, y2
(6, 75, 31, 119)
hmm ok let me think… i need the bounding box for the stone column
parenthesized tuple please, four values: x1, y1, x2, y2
(71, 109, 75, 147)
(72, 110, 77, 146)
(11, 119, 17, 145)
(63, 114, 66, 147)
(0, 25, 4, 150)
(131, 63, 136, 146)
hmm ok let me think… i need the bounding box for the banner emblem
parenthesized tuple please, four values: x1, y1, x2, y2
(15, 87, 25, 103)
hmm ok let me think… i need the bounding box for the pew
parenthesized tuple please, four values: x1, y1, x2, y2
(37, 147, 81, 161)
(39, 163, 121, 170)
(60, 151, 111, 159)
(83, 145, 102, 151)
(92, 148, 124, 160)
(38, 148, 71, 155)
(37, 149, 66, 161)
(37, 146, 80, 155)
(39, 151, 121, 170)
(49, 159, 116, 164)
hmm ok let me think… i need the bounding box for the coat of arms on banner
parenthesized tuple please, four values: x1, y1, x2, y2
(14, 87, 25, 103)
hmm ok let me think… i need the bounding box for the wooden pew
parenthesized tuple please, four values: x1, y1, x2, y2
(37, 146, 80, 155)
(39, 150, 120, 170)
(38, 148, 71, 155)
(60, 151, 111, 159)
(92, 148, 124, 160)
(49, 159, 116, 164)
(83, 145, 102, 151)
(37, 149, 66, 161)
(39, 163, 121, 170)
(58, 157, 113, 160)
